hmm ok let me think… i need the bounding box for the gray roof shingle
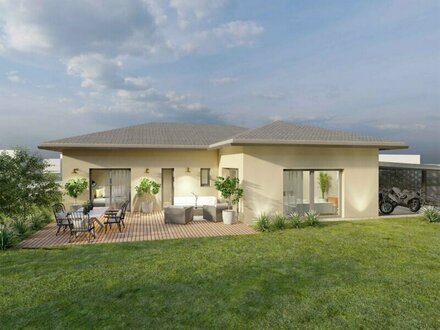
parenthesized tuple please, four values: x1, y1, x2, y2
(210, 121, 408, 150)
(39, 120, 408, 151)
(39, 122, 247, 150)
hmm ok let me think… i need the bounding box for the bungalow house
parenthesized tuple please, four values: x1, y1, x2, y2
(38, 121, 407, 224)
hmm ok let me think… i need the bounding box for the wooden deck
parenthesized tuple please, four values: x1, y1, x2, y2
(19, 212, 256, 248)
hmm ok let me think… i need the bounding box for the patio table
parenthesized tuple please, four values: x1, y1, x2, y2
(77, 206, 108, 229)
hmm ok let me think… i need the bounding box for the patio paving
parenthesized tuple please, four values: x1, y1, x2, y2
(19, 211, 256, 248)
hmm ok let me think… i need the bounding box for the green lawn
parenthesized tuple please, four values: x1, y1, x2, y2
(1, 217, 440, 329)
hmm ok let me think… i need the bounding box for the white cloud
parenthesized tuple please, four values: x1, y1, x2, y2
(6, 70, 27, 84)
(124, 76, 154, 89)
(209, 76, 237, 85)
(0, 1, 263, 126)
(0, 0, 160, 57)
(197, 20, 264, 48)
(170, 0, 228, 28)
(67, 54, 124, 90)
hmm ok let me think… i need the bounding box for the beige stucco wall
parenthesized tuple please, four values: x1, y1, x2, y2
(62, 145, 379, 224)
(62, 149, 218, 211)
(230, 146, 379, 224)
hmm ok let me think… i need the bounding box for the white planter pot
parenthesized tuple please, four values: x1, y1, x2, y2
(222, 210, 236, 225)
(318, 198, 326, 203)
(141, 201, 153, 213)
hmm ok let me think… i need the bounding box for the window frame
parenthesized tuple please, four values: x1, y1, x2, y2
(200, 168, 211, 187)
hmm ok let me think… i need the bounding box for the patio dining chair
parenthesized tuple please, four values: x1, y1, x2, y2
(52, 203, 71, 236)
(104, 201, 128, 233)
(68, 211, 96, 242)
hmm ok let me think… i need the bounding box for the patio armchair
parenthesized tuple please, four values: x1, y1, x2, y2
(103, 201, 128, 233)
(52, 203, 71, 236)
(202, 203, 229, 222)
(68, 211, 96, 242)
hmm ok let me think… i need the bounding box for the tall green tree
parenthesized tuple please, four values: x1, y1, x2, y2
(0, 148, 62, 219)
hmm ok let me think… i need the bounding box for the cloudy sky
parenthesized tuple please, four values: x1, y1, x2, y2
(0, 0, 439, 162)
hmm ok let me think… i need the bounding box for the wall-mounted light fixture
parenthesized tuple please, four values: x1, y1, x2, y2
(186, 167, 191, 173)
(72, 168, 79, 174)
(145, 168, 150, 174)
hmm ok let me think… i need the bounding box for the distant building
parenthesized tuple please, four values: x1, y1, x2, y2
(1, 149, 62, 180)
(379, 154, 421, 165)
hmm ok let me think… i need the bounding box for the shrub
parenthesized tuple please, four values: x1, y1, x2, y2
(41, 208, 54, 223)
(30, 213, 47, 230)
(11, 217, 28, 236)
(0, 224, 15, 250)
(288, 212, 303, 229)
(422, 206, 440, 223)
(271, 214, 286, 230)
(304, 211, 320, 227)
(254, 214, 271, 232)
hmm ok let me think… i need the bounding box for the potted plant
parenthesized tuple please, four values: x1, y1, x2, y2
(214, 176, 244, 225)
(318, 172, 331, 202)
(135, 178, 161, 213)
(65, 178, 88, 210)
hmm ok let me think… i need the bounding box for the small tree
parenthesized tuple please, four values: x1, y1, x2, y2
(318, 172, 331, 199)
(214, 176, 244, 210)
(135, 178, 160, 196)
(64, 178, 88, 204)
(0, 148, 62, 220)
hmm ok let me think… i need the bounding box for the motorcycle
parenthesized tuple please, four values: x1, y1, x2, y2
(379, 187, 423, 215)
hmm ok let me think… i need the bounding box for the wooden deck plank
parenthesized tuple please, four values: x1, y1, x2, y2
(18, 211, 256, 248)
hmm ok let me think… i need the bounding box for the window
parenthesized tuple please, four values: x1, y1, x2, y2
(222, 168, 238, 178)
(200, 168, 210, 186)
(283, 170, 341, 216)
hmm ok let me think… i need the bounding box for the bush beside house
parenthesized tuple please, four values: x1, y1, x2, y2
(0, 148, 61, 250)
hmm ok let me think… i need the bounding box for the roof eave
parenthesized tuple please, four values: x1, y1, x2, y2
(209, 138, 408, 150)
(38, 143, 209, 152)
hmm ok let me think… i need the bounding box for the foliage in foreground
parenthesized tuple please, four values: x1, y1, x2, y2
(0, 210, 52, 250)
(0, 224, 14, 250)
(0, 148, 61, 220)
(1, 217, 440, 329)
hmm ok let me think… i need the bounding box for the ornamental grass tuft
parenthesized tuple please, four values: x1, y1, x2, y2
(422, 206, 440, 223)
(254, 213, 271, 232)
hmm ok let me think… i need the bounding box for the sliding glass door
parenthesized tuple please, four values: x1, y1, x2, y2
(283, 170, 341, 216)
(90, 169, 131, 210)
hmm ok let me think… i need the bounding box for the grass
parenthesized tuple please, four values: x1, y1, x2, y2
(1, 217, 440, 329)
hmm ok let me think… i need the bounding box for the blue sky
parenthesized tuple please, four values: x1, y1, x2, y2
(0, 0, 439, 162)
